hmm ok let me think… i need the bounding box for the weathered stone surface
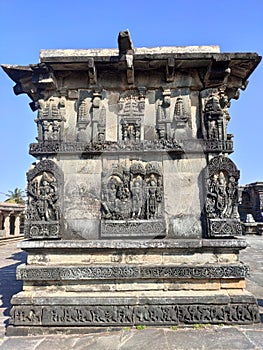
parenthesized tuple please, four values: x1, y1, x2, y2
(2, 31, 261, 332)
(16, 263, 249, 281)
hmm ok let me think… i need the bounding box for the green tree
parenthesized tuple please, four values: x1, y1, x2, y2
(4, 188, 25, 205)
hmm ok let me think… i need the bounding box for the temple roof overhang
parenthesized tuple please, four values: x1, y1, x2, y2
(1, 38, 261, 107)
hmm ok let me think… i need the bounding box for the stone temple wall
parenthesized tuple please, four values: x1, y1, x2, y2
(2, 31, 262, 334)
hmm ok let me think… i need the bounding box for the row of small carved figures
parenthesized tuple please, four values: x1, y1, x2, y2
(11, 303, 259, 325)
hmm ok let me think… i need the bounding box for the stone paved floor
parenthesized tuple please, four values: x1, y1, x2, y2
(0, 237, 262, 350)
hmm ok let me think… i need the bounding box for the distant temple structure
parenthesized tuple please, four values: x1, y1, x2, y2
(239, 182, 263, 235)
(0, 202, 25, 238)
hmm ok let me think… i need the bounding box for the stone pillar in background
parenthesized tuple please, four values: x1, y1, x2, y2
(5, 214, 10, 237)
(2, 31, 261, 334)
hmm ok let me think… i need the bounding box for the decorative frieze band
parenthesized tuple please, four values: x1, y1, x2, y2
(208, 219, 242, 237)
(101, 220, 166, 238)
(203, 139, 233, 153)
(17, 264, 249, 281)
(29, 140, 183, 156)
(10, 303, 260, 326)
(29, 140, 234, 156)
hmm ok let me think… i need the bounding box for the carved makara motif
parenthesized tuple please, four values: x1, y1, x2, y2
(35, 96, 66, 142)
(204, 156, 242, 237)
(118, 92, 145, 143)
(101, 161, 163, 221)
(25, 160, 63, 239)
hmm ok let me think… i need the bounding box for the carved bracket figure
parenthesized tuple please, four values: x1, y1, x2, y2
(25, 160, 64, 239)
(203, 89, 232, 141)
(204, 155, 242, 237)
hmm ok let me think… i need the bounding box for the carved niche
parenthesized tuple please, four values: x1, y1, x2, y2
(25, 160, 63, 239)
(173, 96, 191, 139)
(77, 90, 106, 142)
(101, 161, 165, 237)
(118, 90, 145, 143)
(156, 89, 172, 139)
(35, 96, 66, 142)
(204, 155, 242, 237)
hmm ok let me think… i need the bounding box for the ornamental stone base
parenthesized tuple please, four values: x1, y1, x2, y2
(6, 238, 260, 335)
(7, 293, 259, 335)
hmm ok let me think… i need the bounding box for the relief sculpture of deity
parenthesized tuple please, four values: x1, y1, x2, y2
(27, 172, 59, 222)
(205, 156, 241, 237)
(101, 161, 163, 221)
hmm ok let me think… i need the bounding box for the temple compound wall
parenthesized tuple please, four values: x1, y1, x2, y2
(2, 31, 261, 334)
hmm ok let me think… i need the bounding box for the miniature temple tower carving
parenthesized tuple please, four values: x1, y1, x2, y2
(118, 91, 145, 143)
(35, 96, 66, 142)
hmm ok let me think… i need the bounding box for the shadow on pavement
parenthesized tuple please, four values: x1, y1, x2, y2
(0, 250, 27, 328)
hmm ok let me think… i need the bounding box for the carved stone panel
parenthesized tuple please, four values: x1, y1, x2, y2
(17, 264, 249, 281)
(25, 160, 64, 239)
(201, 89, 233, 153)
(118, 91, 145, 143)
(35, 96, 66, 142)
(101, 161, 165, 237)
(204, 156, 241, 237)
(9, 302, 260, 327)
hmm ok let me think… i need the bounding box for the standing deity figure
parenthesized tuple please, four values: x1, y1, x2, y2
(157, 89, 171, 139)
(131, 176, 144, 219)
(146, 174, 158, 219)
(206, 171, 239, 220)
(27, 172, 59, 223)
(204, 93, 226, 141)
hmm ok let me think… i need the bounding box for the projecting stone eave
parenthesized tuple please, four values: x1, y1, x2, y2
(1, 64, 33, 84)
(2, 50, 261, 104)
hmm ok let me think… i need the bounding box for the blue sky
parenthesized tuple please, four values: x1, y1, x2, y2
(0, 0, 262, 201)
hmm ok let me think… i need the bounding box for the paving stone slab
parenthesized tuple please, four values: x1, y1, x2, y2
(165, 328, 256, 350)
(0, 337, 43, 350)
(119, 329, 168, 350)
(73, 333, 121, 350)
